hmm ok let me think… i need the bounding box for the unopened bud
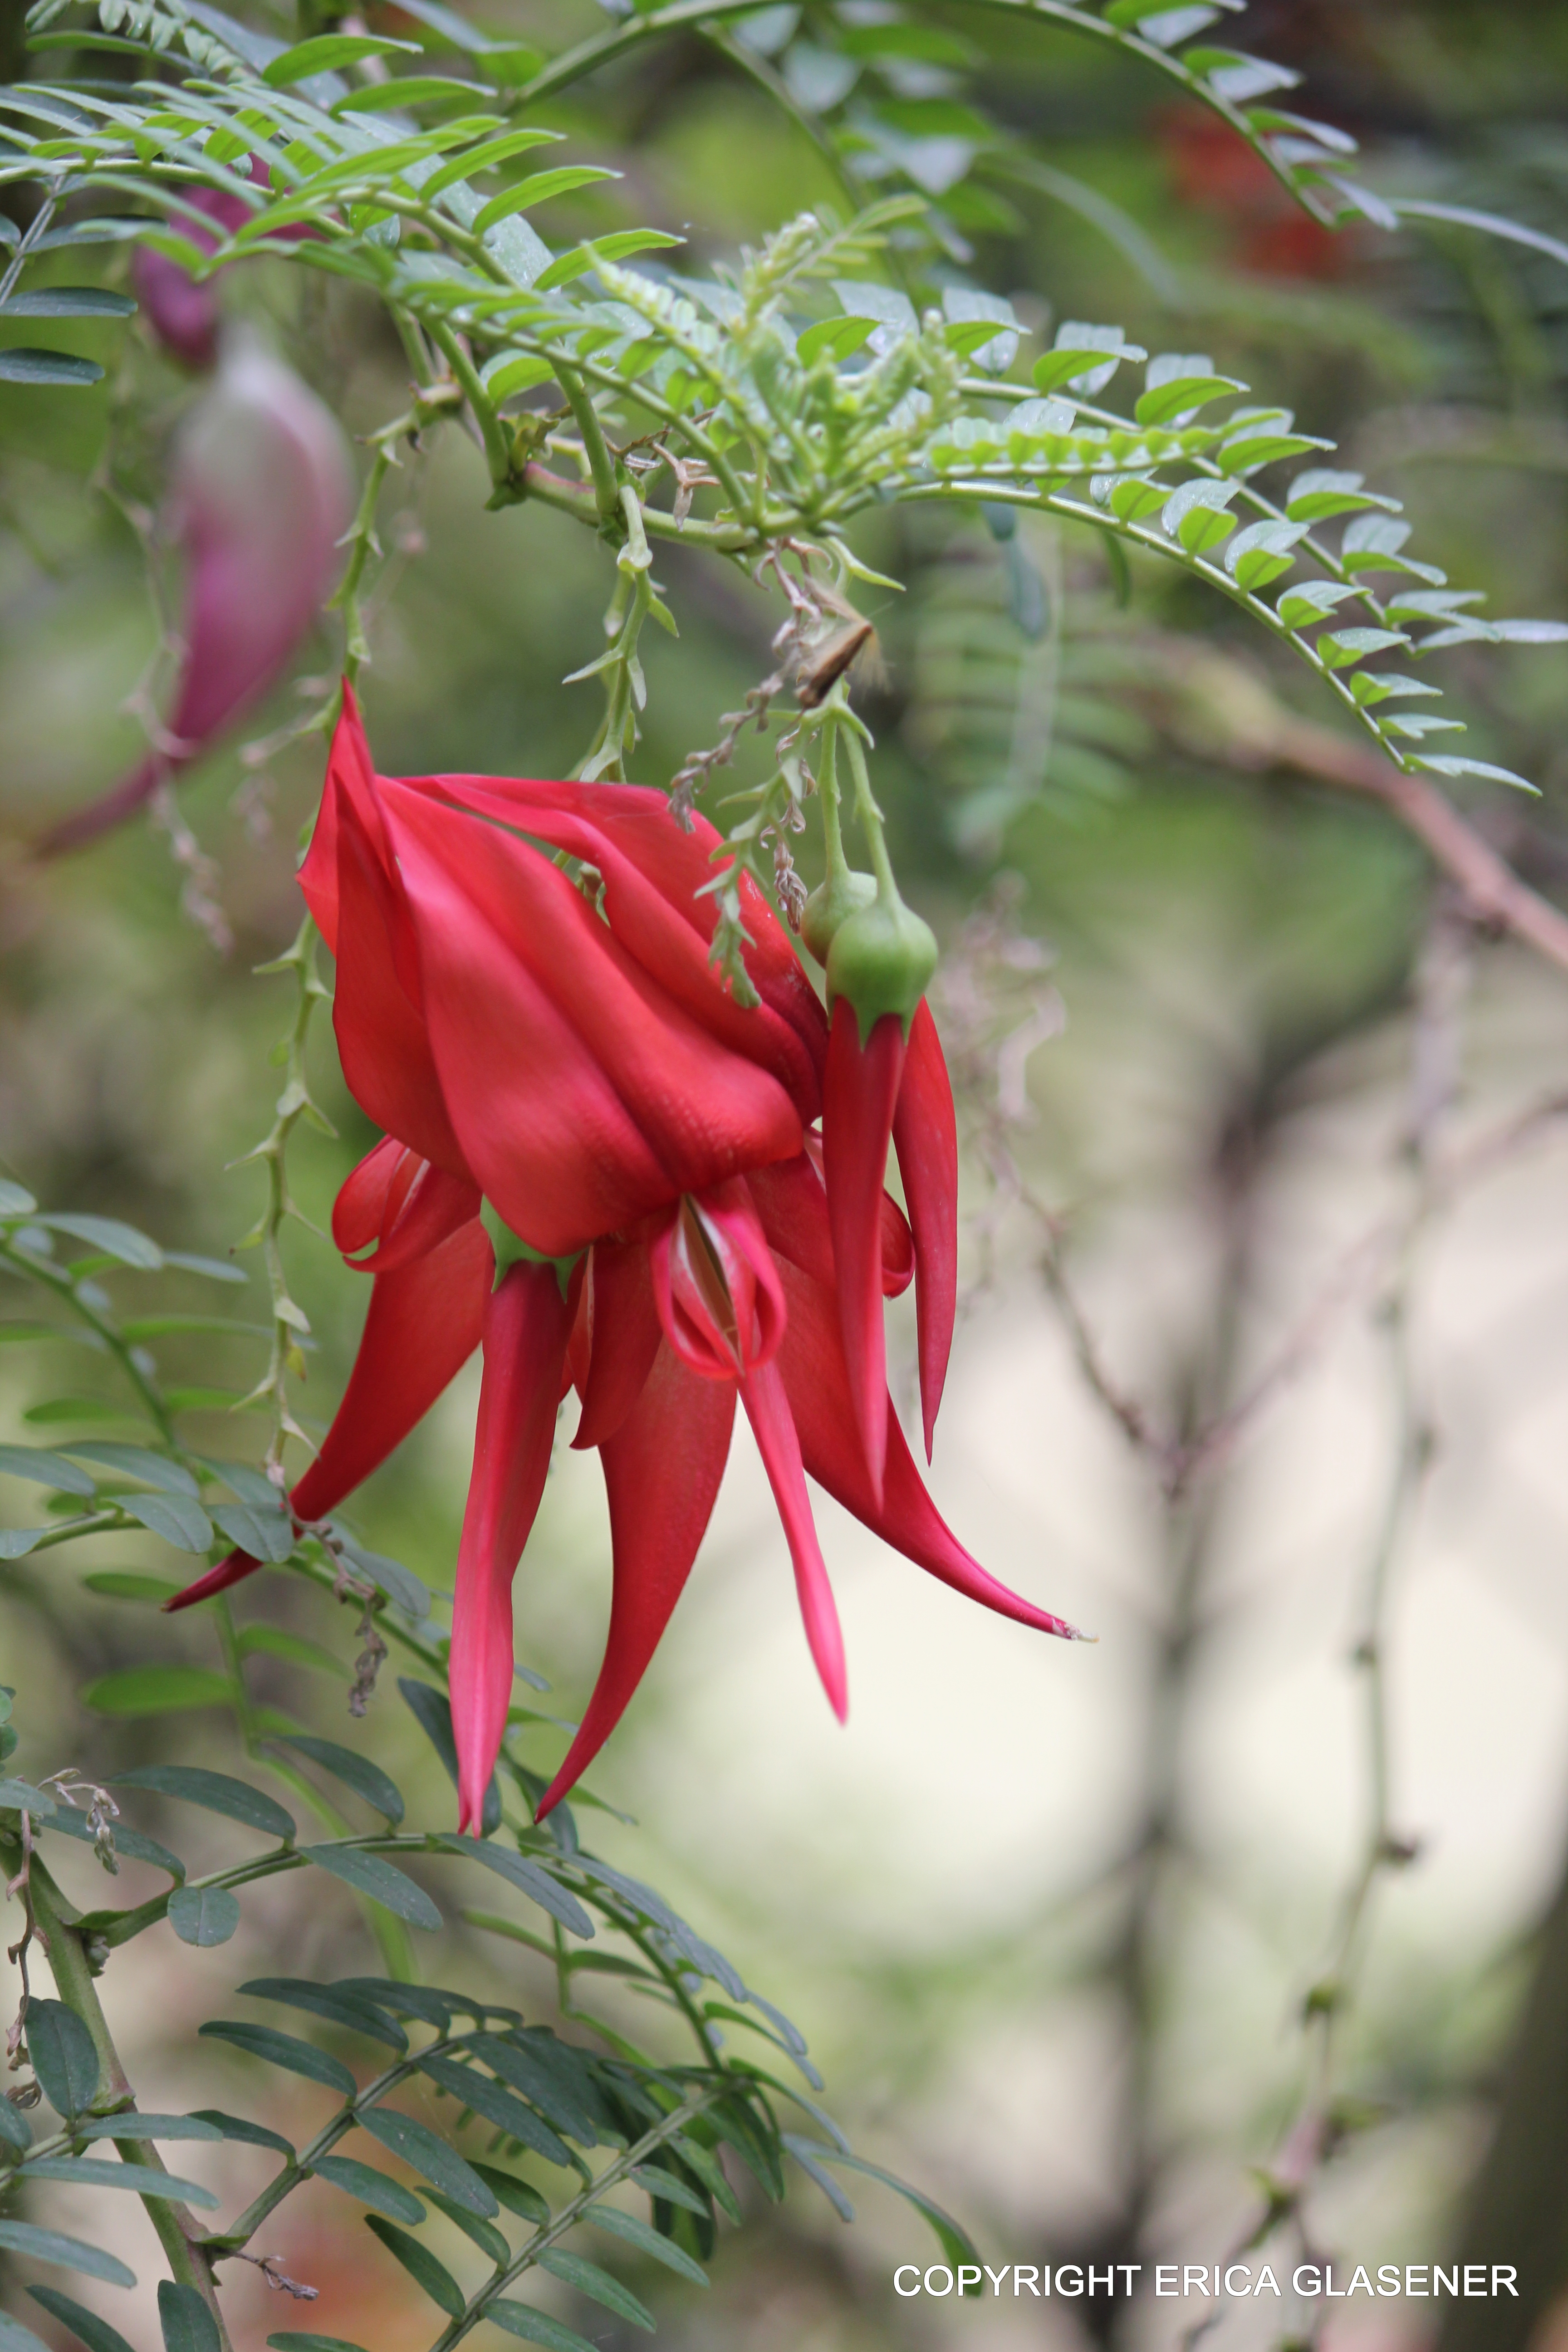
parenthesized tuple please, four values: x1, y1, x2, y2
(826, 891, 938, 1039)
(800, 865, 875, 966)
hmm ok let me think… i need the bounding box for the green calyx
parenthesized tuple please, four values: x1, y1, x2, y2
(800, 865, 877, 966)
(825, 889, 938, 1043)
(480, 1200, 581, 1298)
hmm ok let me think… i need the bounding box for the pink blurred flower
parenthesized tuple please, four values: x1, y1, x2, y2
(39, 335, 354, 856)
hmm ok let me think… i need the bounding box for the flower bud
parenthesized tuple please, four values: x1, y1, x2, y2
(826, 891, 938, 1041)
(800, 864, 876, 966)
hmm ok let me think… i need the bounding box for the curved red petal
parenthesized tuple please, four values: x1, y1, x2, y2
(573, 1236, 662, 1450)
(427, 778, 824, 1122)
(774, 1255, 1082, 1642)
(289, 1216, 491, 1526)
(162, 1544, 265, 1611)
(823, 1002, 906, 1503)
(382, 785, 802, 1257)
(451, 1260, 575, 1832)
(538, 1345, 736, 1816)
(893, 997, 959, 1458)
(740, 1359, 847, 1720)
(356, 1159, 482, 1279)
(332, 1133, 405, 1257)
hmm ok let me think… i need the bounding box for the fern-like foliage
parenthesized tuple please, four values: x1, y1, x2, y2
(0, 1178, 972, 2352)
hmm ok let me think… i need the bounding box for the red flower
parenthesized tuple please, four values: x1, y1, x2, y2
(169, 694, 1082, 1823)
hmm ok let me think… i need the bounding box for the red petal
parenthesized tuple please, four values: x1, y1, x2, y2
(323, 771, 471, 1181)
(429, 778, 825, 1122)
(750, 1147, 911, 1298)
(538, 1344, 735, 1815)
(774, 1256, 1082, 1642)
(740, 1359, 847, 1720)
(450, 1259, 574, 1831)
(650, 1181, 785, 1382)
(291, 1216, 491, 1524)
(893, 999, 959, 1457)
(299, 681, 377, 956)
(572, 1236, 662, 1450)
(165, 1216, 490, 1614)
(332, 1133, 404, 1257)
(382, 784, 803, 1257)
(822, 1002, 906, 1503)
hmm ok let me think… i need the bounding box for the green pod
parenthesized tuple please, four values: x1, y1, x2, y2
(825, 891, 938, 1040)
(800, 865, 876, 967)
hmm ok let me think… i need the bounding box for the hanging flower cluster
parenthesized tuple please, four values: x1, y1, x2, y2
(169, 695, 1081, 1824)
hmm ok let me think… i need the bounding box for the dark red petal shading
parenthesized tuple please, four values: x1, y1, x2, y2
(164, 1216, 491, 1614)
(749, 1147, 911, 1297)
(451, 1259, 575, 1831)
(892, 998, 959, 1457)
(822, 1002, 906, 1501)
(381, 784, 803, 1257)
(572, 1236, 662, 1450)
(538, 1344, 736, 1815)
(740, 1359, 848, 1720)
(427, 777, 825, 1122)
(773, 1256, 1082, 1643)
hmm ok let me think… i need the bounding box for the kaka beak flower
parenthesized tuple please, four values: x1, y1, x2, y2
(38, 334, 354, 858)
(807, 867, 957, 1497)
(167, 693, 1082, 1826)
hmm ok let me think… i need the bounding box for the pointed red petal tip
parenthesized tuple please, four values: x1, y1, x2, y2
(450, 1259, 574, 1833)
(823, 1000, 906, 1504)
(892, 998, 959, 1461)
(740, 1359, 847, 1721)
(537, 1348, 737, 1817)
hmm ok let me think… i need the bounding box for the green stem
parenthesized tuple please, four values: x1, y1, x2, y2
(427, 319, 513, 494)
(841, 725, 897, 901)
(17, 1851, 236, 2348)
(428, 2088, 721, 2351)
(555, 364, 622, 529)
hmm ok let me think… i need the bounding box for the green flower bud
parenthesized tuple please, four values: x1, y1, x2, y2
(800, 864, 876, 967)
(826, 890, 938, 1041)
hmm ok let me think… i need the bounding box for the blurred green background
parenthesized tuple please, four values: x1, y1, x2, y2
(5, 2, 1568, 2347)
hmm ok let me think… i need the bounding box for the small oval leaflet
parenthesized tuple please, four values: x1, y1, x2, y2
(76, 2112, 223, 2143)
(299, 1842, 441, 1929)
(0, 2219, 136, 2288)
(168, 1884, 241, 1947)
(538, 2249, 655, 2333)
(362, 2216, 464, 2319)
(487, 2304, 596, 2352)
(158, 2281, 221, 2352)
(272, 1735, 404, 1823)
(25, 1998, 99, 2120)
(28, 2286, 137, 2352)
(239, 1977, 407, 2052)
(0, 2315, 49, 2352)
(20, 2156, 220, 2211)
(197, 2021, 356, 2096)
(83, 1666, 234, 1718)
(122, 1493, 216, 1552)
(0, 1443, 97, 1496)
(115, 1763, 296, 1842)
(356, 2106, 498, 2215)
(311, 2153, 426, 2226)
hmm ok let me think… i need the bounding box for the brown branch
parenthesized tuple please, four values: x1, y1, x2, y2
(1270, 715, 1568, 979)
